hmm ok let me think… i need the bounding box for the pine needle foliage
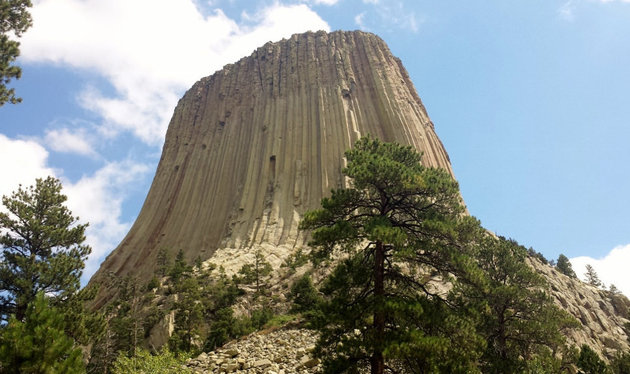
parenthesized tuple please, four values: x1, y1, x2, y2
(0, 176, 91, 322)
(0, 0, 32, 105)
(301, 137, 485, 374)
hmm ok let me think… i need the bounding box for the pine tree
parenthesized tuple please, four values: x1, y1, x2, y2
(556, 254, 577, 278)
(301, 137, 484, 374)
(237, 249, 272, 296)
(0, 177, 91, 322)
(170, 275, 204, 353)
(584, 264, 603, 288)
(0, 0, 32, 105)
(0, 293, 84, 373)
(451, 237, 578, 373)
(577, 344, 609, 374)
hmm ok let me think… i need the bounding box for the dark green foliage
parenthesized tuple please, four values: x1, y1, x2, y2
(0, 176, 91, 322)
(451, 236, 578, 373)
(108, 276, 144, 358)
(301, 137, 485, 373)
(169, 275, 204, 354)
(169, 249, 191, 282)
(156, 248, 171, 277)
(577, 344, 609, 374)
(250, 306, 273, 330)
(0, 0, 32, 105)
(143, 306, 165, 338)
(611, 352, 630, 374)
(0, 293, 84, 373)
(289, 274, 321, 314)
(281, 248, 308, 274)
(237, 249, 272, 295)
(146, 276, 160, 291)
(204, 307, 252, 351)
(557, 254, 578, 278)
(585, 264, 604, 288)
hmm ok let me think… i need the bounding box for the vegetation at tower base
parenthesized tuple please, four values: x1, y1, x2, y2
(299, 137, 593, 374)
(450, 236, 579, 373)
(0, 0, 32, 106)
(300, 137, 486, 373)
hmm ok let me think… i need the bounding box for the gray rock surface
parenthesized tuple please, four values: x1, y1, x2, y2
(186, 328, 320, 373)
(89, 30, 454, 307)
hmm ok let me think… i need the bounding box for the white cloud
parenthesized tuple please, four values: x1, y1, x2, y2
(22, 0, 330, 145)
(44, 127, 98, 157)
(0, 134, 149, 284)
(0, 134, 56, 199)
(571, 244, 630, 296)
(309, 0, 339, 5)
(63, 160, 150, 283)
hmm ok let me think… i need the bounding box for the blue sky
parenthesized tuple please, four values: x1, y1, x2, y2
(1, 0, 629, 292)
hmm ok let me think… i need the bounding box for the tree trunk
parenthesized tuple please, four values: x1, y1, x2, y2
(371, 240, 385, 374)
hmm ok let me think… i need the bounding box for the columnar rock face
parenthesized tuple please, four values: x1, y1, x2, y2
(90, 30, 453, 305)
(89, 30, 630, 357)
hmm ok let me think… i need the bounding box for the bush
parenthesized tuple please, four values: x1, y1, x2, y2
(577, 345, 609, 374)
(111, 348, 192, 374)
(289, 274, 321, 314)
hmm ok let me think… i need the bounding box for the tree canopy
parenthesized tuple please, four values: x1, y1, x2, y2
(0, 292, 84, 373)
(0, 176, 91, 322)
(0, 0, 32, 106)
(556, 254, 577, 278)
(451, 236, 577, 373)
(301, 137, 484, 373)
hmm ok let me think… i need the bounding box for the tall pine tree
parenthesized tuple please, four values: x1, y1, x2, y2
(301, 137, 484, 374)
(0, 176, 91, 322)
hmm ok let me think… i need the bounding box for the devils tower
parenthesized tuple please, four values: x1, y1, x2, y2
(89, 30, 454, 304)
(88, 30, 630, 358)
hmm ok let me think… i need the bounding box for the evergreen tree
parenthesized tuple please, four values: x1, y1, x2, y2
(237, 249, 272, 296)
(451, 237, 577, 373)
(289, 274, 322, 314)
(0, 293, 84, 373)
(557, 254, 577, 278)
(169, 249, 191, 282)
(300, 137, 484, 374)
(585, 264, 603, 288)
(0, 177, 91, 322)
(156, 248, 171, 277)
(609, 284, 621, 295)
(107, 275, 144, 358)
(170, 275, 204, 353)
(577, 344, 609, 374)
(0, 0, 32, 105)
(610, 351, 630, 374)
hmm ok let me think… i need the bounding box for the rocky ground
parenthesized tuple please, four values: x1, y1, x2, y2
(187, 328, 321, 374)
